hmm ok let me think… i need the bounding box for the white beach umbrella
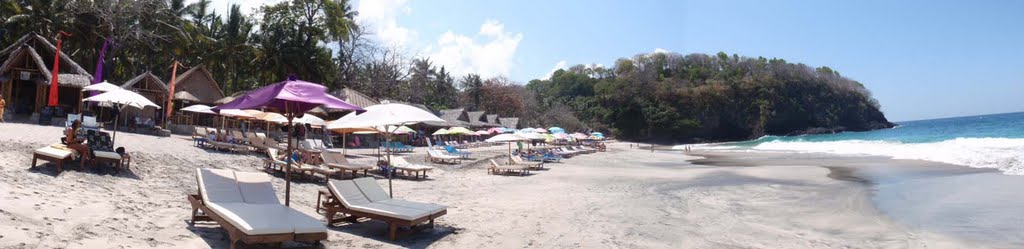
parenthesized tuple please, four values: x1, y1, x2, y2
(328, 103, 444, 196)
(79, 81, 129, 113)
(181, 104, 215, 114)
(83, 89, 161, 145)
(81, 81, 123, 92)
(273, 114, 325, 126)
(325, 112, 377, 155)
(84, 89, 160, 109)
(487, 133, 529, 163)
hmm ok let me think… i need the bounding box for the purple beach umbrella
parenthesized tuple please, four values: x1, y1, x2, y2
(213, 76, 364, 206)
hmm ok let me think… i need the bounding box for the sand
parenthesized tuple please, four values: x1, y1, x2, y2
(0, 122, 1004, 248)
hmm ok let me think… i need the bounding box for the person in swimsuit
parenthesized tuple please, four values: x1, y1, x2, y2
(67, 120, 93, 162)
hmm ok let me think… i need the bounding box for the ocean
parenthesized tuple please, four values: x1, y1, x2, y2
(683, 112, 1024, 175)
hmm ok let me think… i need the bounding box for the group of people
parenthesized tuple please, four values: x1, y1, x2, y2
(205, 130, 238, 144)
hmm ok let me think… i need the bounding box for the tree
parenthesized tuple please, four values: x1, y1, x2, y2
(459, 74, 483, 111)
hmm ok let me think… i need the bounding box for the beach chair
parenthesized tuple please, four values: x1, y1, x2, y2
(389, 157, 434, 179)
(82, 116, 98, 129)
(188, 169, 327, 249)
(322, 178, 447, 240)
(488, 159, 529, 176)
(574, 146, 596, 154)
(321, 151, 373, 178)
(443, 146, 471, 158)
(426, 149, 461, 164)
(31, 144, 81, 173)
(510, 155, 544, 170)
(65, 114, 81, 128)
(247, 135, 269, 151)
(263, 148, 288, 172)
(541, 152, 563, 162)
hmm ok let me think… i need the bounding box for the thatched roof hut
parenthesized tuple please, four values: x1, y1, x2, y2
(499, 117, 520, 129)
(0, 33, 93, 113)
(171, 65, 224, 104)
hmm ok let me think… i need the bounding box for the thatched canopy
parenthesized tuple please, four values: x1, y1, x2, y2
(171, 65, 224, 104)
(467, 111, 495, 127)
(121, 71, 168, 93)
(499, 117, 520, 129)
(331, 87, 379, 108)
(486, 114, 500, 126)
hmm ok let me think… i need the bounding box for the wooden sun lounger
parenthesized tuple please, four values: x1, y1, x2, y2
(323, 178, 447, 240)
(427, 149, 461, 164)
(488, 159, 529, 176)
(389, 157, 433, 179)
(31, 144, 81, 173)
(510, 155, 544, 169)
(188, 169, 327, 249)
(321, 151, 373, 178)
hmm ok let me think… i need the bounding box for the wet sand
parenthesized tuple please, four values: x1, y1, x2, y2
(689, 151, 1024, 248)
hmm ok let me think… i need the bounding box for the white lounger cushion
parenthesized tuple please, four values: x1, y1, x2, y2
(376, 199, 446, 214)
(428, 150, 459, 159)
(328, 180, 372, 207)
(286, 208, 328, 234)
(391, 158, 434, 171)
(198, 169, 327, 235)
(353, 177, 392, 202)
(329, 178, 440, 221)
(198, 169, 245, 204)
(207, 203, 294, 235)
(352, 178, 446, 214)
(35, 146, 73, 159)
(350, 203, 431, 221)
(235, 172, 280, 204)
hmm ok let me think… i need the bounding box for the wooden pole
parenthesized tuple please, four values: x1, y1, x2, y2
(284, 101, 293, 206)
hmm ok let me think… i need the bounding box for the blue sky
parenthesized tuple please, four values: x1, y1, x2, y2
(208, 0, 1024, 121)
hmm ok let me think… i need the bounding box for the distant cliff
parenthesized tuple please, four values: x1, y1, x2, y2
(526, 51, 895, 142)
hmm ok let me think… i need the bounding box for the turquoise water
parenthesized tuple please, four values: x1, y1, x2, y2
(691, 112, 1024, 174)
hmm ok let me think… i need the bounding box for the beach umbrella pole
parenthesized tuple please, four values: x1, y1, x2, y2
(284, 102, 293, 206)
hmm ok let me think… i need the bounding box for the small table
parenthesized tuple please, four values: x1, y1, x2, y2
(315, 189, 335, 214)
(93, 151, 131, 172)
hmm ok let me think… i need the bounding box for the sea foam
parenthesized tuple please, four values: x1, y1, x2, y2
(702, 138, 1024, 175)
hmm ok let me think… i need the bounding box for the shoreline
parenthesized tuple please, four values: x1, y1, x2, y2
(683, 150, 1023, 248)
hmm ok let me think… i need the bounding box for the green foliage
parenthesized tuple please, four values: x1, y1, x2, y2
(527, 52, 893, 142)
(0, 0, 357, 95)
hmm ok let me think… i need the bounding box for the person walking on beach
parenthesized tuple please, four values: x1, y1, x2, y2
(0, 93, 6, 122)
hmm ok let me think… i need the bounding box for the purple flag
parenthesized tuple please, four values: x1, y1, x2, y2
(90, 37, 111, 96)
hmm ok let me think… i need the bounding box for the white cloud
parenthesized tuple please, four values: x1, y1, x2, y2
(426, 20, 523, 78)
(653, 48, 670, 54)
(544, 60, 569, 79)
(355, 0, 416, 47)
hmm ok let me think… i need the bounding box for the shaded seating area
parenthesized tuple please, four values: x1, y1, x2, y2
(322, 177, 447, 240)
(188, 168, 327, 249)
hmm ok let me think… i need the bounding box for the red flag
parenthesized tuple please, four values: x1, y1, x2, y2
(47, 32, 70, 107)
(165, 62, 179, 124)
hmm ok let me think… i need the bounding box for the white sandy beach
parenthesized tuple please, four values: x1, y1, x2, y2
(0, 122, 1000, 248)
